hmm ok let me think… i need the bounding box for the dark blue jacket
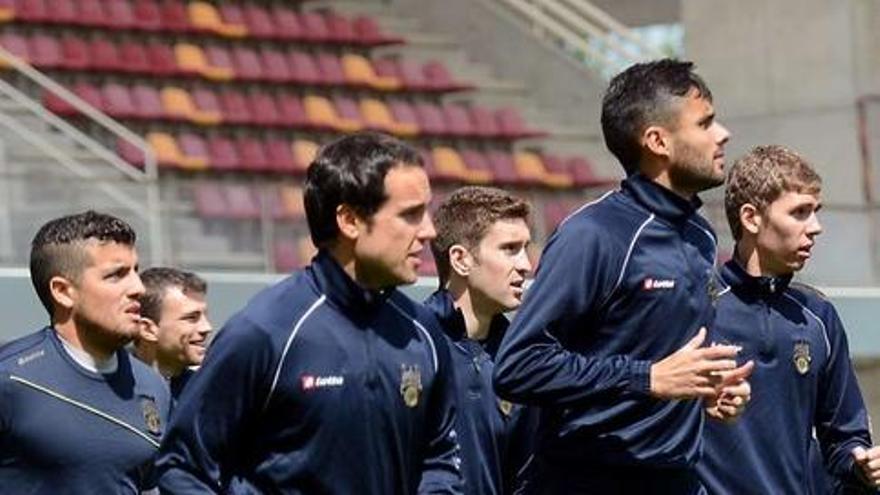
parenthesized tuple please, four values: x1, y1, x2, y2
(493, 174, 719, 490)
(424, 290, 537, 495)
(157, 251, 462, 494)
(0, 327, 171, 493)
(698, 260, 875, 494)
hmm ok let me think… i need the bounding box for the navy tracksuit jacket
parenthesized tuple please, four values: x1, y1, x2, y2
(424, 290, 537, 495)
(157, 251, 463, 494)
(698, 260, 875, 494)
(493, 174, 720, 493)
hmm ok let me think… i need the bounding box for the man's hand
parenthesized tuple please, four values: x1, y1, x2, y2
(705, 361, 754, 422)
(852, 445, 880, 487)
(650, 327, 741, 400)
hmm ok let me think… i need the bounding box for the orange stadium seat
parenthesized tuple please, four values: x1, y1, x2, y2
(175, 42, 233, 80)
(161, 86, 221, 124)
(303, 95, 360, 132)
(60, 36, 90, 70)
(342, 53, 400, 90)
(45, 0, 77, 24)
(432, 146, 492, 184)
(218, 89, 251, 124)
(361, 98, 417, 137)
(104, 0, 136, 30)
(188, 1, 246, 37)
(514, 151, 573, 188)
(132, 0, 162, 31)
(119, 41, 150, 74)
(242, 4, 275, 39)
(207, 135, 240, 171)
(292, 139, 319, 173)
(0, 0, 13, 22)
(148, 131, 207, 169)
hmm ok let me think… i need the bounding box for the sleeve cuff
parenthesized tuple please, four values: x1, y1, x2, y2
(627, 359, 652, 395)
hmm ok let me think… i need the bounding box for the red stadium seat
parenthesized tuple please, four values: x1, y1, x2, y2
(204, 45, 235, 80)
(77, 0, 108, 27)
(104, 0, 135, 30)
(231, 46, 263, 80)
(273, 238, 301, 271)
(325, 11, 355, 44)
(373, 58, 400, 81)
(388, 99, 420, 132)
(45, 0, 77, 24)
(176, 133, 210, 169)
(423, 60, 470, 91)
(242, 4, 275, 39)
(60, 36, 90, 70)
(353, 15, 404, 46)
(442, 103, 476, 137)
(414, 102, 448, 136)
(193, 182, 229, 218)
(0, 33, 29, 65)
(265, 138, 298, 174)
(276, 92, 310, 128)
(271, 5, 304, 41)
(566, 156, 611, 187)
(496, 107, 546, 139)
(218, 89, 251, 124)
(132, 0, 162, 31)
(15, 0, 48, 22)
(90, 39, 123, 72)
(487, 150, 530, 185)
(159, 0, 190, 32)
(191, 87, 223, 122)
(218, 2, 246, 32)
(146, 42, 178, 76)
(117, 138, 147, 168)
(333, 95, 363, 127)
(131, 84, 163, 119)
(249, 91, 282, 126)
(288, 50, 321, 85)
(45, 82, 104, 116)
(460, 150, 495, 180)
(260, 48, 292, 82)
(225, 184, 261, 219)
(397, 59, 432, 91)
(299, 11, 330, 42)
(236, 137, 271, 172)
(119, 41, 150, 74)
(29, 34, 63, 69)
(207, 135, 240, 171)
(101, 83, 137, 119)
(470, 105, 501, 137)
(315, 52, 346, 86)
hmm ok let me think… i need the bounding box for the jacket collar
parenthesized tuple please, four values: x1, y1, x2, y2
(722, 257, 792, 297)
(423, 289, 508, 357)
(310, 250, 391, 313)
(622, 173, 703, 225)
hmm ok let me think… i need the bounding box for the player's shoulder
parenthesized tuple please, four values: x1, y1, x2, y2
(0, 327, 52, 367)
(786, 281, 838, 318)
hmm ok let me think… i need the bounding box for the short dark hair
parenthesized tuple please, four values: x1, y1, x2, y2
(601, 58, 713, 175)
(304, 131, 424, 248)
(139, 267, 207, 323)
(30, 210, 137, 317)
(431, 186, 531, 286)
(725, 145, 822, 240)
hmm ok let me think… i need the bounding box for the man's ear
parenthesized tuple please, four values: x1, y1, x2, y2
(138, 317, 159, 343)
(449, 244, 473, 278)
(642, 125, 672, 160)
(336, 204, 363, 241)
(740, 203, 762, 235)
(49, 275, 76, 312)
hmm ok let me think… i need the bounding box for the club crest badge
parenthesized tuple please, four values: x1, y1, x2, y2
(498, 399, 513, 418)
(141, 397, 162, 436)
(400, 364, 422, 408)
(793, 341, 811, 375)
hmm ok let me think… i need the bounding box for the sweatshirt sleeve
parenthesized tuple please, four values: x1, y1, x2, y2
(814, 303, 876, 492)
(418, 327, 464, 494)
(493, 222, 653, 407)
(157, 314, 275, 494)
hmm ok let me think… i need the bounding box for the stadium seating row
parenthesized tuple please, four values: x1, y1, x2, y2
(1, 0, 402, 46)
(45, 83, 540, 140)
(117, 133, 605, 189)
(0, 33, 469, 92)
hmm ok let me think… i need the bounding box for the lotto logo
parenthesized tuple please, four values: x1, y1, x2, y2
(643, 278, 676, 290)
(301, 374, 345, 391)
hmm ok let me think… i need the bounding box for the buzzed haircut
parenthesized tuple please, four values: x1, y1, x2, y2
(601, 58, 713, 175)
(138, 267, 207, 324)
(30, 210, 137, 318)
(725, 145, 822, 240)
(431, 186, 531, 287)
(304, 131, 424, 249)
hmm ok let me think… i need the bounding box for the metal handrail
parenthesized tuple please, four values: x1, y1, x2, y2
(0, 47, 165, 263)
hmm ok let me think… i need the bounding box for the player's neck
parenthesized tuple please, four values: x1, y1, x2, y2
(53, 319, 118, 363)
(735, 241, 792, 278)
(448, 281, 493, 341)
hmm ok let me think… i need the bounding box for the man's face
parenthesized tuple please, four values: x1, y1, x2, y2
(353, 165, 436, 289)
(667, 88, 731, 194)
(70, 241, 144, 347)
(155, 287, 212, 369)
(467, 218, 532, 315)
(754, 191, 823, 275)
